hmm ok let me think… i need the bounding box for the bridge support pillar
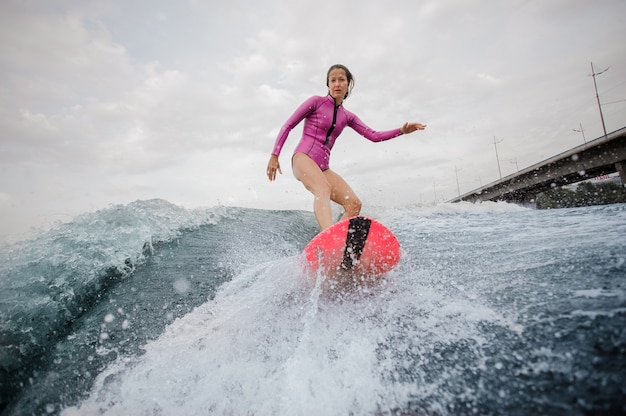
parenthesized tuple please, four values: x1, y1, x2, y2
(616, 161, 626, 187)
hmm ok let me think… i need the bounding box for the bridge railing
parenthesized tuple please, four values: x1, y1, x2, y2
(449, 126, 626, 204)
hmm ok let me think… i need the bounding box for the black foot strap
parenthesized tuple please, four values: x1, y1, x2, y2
(341, 217, 371, 270)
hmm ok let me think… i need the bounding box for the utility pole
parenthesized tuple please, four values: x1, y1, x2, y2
(493, 136, 503, 179)
(590, 62, 609, 140)
(454, 166, 462, 197)
(573, 122, 587, 144)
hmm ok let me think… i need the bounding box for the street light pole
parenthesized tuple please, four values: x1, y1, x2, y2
(493, 136, 503, 179)
(591, 62, 609, 140)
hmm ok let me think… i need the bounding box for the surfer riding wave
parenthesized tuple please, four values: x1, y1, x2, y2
(266, 64, 426, 230)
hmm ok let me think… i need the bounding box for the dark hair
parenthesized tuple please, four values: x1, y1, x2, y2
(326, 64, 355, 99)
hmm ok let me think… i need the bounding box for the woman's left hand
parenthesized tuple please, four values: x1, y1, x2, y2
(400, 122, 427, 134)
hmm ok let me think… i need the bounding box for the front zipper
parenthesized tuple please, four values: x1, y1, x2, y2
(324, 103, 339, 146)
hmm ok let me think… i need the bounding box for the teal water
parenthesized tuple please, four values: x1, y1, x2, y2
(1, 200, 624, 415)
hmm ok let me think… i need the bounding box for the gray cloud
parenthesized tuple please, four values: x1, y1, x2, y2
(1, 0, 625, 240)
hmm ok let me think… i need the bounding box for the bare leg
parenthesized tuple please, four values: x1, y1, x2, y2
(292, 153, 334, 230)
(323, 169, 362, 221)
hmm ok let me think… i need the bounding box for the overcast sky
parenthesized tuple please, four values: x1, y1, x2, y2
(1, 0, 625, 240)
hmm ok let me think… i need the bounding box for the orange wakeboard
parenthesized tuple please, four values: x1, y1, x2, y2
(303, 216, 401, 291)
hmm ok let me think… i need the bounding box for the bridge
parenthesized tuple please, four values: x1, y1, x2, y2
(448, 126, 626, 204)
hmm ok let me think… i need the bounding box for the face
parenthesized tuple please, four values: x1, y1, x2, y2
(327, 68, 349, 103)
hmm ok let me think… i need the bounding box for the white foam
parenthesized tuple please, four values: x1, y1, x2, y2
(572, 289, 621, 299)
(64, 248, 521, 416)
(58, 202, 626, 415)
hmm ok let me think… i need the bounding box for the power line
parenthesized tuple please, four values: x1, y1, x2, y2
(604, 99, 626, 105)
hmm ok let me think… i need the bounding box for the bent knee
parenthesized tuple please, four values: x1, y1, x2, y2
(342, 195, 362, 215)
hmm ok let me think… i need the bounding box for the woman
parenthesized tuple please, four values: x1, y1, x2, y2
(266, 64, 426, 230)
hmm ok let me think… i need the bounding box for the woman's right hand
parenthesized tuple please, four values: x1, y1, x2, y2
(266, 154, 282, 181)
